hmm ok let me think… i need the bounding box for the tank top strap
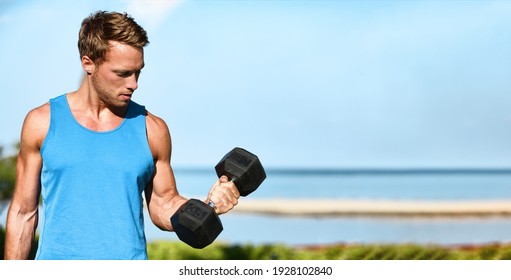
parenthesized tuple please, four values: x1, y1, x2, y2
(46, 94, 147, 135)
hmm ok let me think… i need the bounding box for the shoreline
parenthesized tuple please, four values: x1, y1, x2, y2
(233, 199, 511, 217)
(4, 199, 511, 221)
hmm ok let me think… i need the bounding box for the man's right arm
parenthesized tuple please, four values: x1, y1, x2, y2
(4, 104, 49, 259)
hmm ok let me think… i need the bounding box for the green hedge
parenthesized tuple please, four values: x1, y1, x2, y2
(147, 240, 511, 260)
(2, 227, 511, 260)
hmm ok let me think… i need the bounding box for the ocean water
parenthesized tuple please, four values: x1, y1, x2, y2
(2, 169, 511, 246)
(173, 168, 511, 200)
(164, 169, 511, 246)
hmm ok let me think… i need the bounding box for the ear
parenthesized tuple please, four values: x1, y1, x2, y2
(81, 56, 95, 75)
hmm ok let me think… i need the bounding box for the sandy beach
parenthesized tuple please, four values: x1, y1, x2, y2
(233, 199, 511, 217)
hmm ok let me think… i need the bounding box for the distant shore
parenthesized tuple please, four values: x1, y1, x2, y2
(4, 199, 511, 220)
(233, 199, 511, 217)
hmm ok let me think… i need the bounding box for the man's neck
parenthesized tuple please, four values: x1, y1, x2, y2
(66, 78, 128, 132)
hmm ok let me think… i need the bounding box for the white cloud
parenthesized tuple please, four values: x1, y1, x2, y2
(125, 0, 184, 29)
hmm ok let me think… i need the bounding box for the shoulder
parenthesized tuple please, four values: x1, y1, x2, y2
(145, 111, 172, 159)
(22, 103, 50, 147)
(24, 103, 50, 128)
(146, 111, 170, 138)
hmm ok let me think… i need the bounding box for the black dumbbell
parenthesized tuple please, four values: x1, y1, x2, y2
(170, 147, 266, 249)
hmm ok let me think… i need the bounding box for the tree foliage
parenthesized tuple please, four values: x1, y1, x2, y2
(0, 144, 18, 199)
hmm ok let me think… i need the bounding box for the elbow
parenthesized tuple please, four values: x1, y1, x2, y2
(6, 201, 39, 226)
(150, 211, 173, 232)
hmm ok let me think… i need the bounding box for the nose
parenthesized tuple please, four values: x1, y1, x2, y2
(126, 73, 139, 92)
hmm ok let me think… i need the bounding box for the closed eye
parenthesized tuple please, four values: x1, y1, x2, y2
(116, 69, 142, 78)
(116, 71, 131, 78)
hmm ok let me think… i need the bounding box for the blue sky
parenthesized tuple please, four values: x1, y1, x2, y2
(0, 0, 510, 169)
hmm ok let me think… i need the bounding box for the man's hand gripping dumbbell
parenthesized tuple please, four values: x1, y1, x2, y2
(171, 147, 266, 249)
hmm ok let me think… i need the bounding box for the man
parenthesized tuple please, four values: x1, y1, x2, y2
(4, 11, 240, 260)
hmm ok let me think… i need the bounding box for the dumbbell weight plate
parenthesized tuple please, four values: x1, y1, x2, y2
(170, 199, 223, 249)
(214, 147, 266, 197)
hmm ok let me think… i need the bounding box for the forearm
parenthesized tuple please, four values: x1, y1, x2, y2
(151, 195, 188, 232)
(4, 203, 38, 260)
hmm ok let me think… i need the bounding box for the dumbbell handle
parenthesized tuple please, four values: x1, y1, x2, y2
(206, 176, 238, 210)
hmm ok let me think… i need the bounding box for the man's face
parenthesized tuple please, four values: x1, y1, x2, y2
(90, 41, 145, 108)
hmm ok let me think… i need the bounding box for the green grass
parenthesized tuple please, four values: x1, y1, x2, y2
(2, 226, 511, 260)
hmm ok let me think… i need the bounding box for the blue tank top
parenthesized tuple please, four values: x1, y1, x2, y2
(36, 94, 155, 259)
